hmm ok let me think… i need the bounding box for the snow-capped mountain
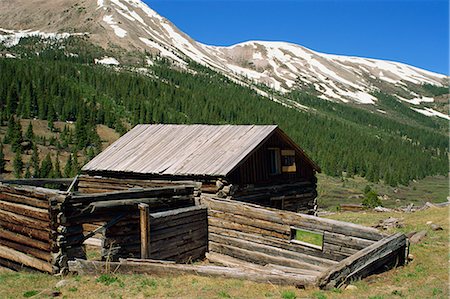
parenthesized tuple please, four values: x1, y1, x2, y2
(0, 0, 448, 114)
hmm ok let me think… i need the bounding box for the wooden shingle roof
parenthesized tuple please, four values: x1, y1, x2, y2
(82, 124, 320, 176)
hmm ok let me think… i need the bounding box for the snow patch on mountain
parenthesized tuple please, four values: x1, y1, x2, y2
(412, 107, 450, 120)
(95, 57, 120, 65)
(0, 28, 81, 47)
(103, 15, 127, 38)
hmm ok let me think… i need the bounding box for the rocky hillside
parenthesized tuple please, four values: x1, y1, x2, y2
(0, 0, 448, 117)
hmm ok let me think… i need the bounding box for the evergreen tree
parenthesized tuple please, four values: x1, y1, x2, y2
(30, 144, 40, 177)
(12, 151, 23, 178)
(0, 143, 6, 173)
(24, 165, 32, 178)
(39, 153, 53, 178)
(72, 151, 80, 175)
(64, 155, 73, 178)
(0, 143, 5, 174)
(54, 152, 62, 178)
(25, 122, 34, 143)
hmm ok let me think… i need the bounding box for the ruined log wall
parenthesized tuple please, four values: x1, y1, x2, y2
(0, 184, 71, 274)
(201, 196, 386, 274)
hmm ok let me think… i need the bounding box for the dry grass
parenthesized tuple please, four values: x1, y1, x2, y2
(0, 206, 448, 299)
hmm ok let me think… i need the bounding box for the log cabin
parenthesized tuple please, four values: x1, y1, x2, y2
(81, 124, 321, 214)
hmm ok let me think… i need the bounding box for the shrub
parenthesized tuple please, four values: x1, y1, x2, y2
(362, 190, 382, 208)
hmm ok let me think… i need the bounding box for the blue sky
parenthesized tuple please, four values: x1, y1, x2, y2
(144, 0, 449, 75)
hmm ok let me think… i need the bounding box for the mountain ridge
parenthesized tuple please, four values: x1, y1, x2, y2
(0, 0, 448, 118)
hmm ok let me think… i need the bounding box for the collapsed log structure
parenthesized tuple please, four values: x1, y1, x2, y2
(81, 124, 320, 214)
(0, 179, 408, 289)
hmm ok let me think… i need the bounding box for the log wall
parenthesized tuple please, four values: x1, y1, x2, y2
(103, 206, 208, 262)
(201, 196, 386, 275)
(61, 185, 204, 262)
(0, 183, 69, 274)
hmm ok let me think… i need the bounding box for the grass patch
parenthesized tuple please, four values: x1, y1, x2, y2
(0, 207, 447, 299)
(22, 290, 38, 298)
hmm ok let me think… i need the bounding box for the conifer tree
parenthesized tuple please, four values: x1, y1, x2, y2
(64, 155, 73, 178)
(0, 143, 5, 174)
(13, 151, 23, 178)
(72, 151, 80, 175)
(31, 144, 40, 177)
(40, 153, 53, 178)
(25, 122, 34, 143)
(54, 152, 62, 178)
(24, 165, 32, 178)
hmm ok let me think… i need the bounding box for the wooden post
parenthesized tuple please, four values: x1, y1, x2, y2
(139, 203, 150, 259)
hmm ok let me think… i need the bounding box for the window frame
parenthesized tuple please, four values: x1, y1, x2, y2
(289, 226, 324, 250)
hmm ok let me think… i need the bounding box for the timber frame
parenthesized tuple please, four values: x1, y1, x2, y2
(0, 179, 408, 289)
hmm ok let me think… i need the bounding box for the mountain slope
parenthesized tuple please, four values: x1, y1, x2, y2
(0, 0, 448, 113)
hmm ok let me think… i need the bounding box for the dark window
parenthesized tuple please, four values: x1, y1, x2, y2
(268, 148, 281, 175)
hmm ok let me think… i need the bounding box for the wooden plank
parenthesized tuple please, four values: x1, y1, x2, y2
(139, 203, 150, 259)
(0, 244, 52, 272)
(68, 258, 317, 287)
(0, 200, 49, 221)
(318, 233, 407, 289)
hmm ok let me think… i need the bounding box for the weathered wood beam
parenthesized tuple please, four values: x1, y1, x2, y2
(139, 203, 150, 259)
(0, 244, 52, 273)
(68, 259, 318, 287)
(317, 233, 407, 289)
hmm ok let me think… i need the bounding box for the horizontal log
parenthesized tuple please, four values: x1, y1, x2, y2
(70, 186, 195, 204)
(0, 200, 49, 221)
(0, 244, 52, 272)
(207, 225, 339, 265)
(201, 197, 383, 241)
(0, 183, 63, 199)
(0, 220, 50, 241)
(0, 209, 50, 230)
(0, 256, 40, 272)
(0, 228, 51, 251)
(323, 232, 375, 251)
(209, 233, 333, 270)
(0, 192, 49, 209)
(208, 217, 288, 240)
(83, 196, 194, 213)
(78, 175, 201, 188)
(209, 209, 290, 236)
(0, 238, 52, 262)
(206, 252, 321, 276)
(209, 241, 326, 274)
(150, 205, 206, 220)
(68, 259, 317, 287)
(0, 178, 73, 188)
(318, 233, 407, 289)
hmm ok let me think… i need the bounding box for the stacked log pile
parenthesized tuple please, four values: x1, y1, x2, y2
(0, 183, 69, 274)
